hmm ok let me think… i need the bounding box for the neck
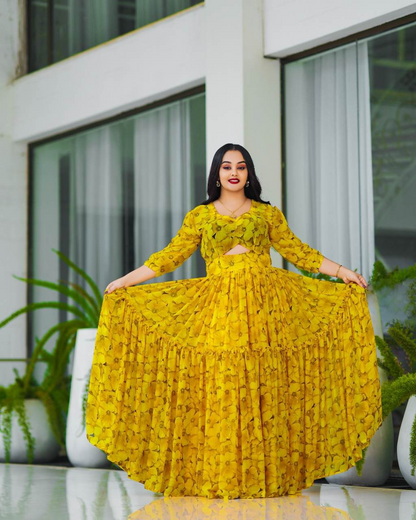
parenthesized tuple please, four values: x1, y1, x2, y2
(217, 194, 248, 208)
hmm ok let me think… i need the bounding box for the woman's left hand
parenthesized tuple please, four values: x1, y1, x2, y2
(339, 266, 368, 289)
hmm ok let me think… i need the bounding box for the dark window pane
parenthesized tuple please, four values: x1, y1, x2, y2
(118, 0, 136, 35)
(282, 20, 416, 288)
(29, 93, 206, 363)
(53, 0, 70, 62)
(28, 0, 49, 71)
(29, 0, 204, 72)
(368, 23, 416, 270)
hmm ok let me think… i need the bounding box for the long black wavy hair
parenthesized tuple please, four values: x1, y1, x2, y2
(199, 143, 271, 206)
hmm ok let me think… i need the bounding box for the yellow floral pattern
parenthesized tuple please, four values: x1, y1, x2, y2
(86, 199, 382, 500)
(142, 200, 324, 276)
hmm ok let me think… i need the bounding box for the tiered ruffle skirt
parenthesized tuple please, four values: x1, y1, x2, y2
(86, 251, 382, 500)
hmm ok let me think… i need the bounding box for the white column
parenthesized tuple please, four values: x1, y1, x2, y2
(0, 1, 28, 385)
(205, 0, 283, 264)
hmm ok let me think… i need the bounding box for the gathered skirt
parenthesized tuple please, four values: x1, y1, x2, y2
(85, 251, 382, 500)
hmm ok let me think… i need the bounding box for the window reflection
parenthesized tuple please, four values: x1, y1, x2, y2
(368, 24, 416, 269)
(28, 0, 203, 72)
(29, 93, 206, 357)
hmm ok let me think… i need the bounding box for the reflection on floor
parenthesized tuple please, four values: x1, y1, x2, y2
(1, 463, 416, 520)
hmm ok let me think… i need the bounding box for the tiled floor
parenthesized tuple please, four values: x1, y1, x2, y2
(1, 463, 416, 519)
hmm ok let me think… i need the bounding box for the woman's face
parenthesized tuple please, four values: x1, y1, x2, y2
(218, 150, 248, 194)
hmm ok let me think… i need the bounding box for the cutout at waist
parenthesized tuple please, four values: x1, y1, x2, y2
(223, 244, 251, 255)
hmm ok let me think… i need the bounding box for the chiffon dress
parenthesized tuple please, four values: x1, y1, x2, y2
(85, 199, 382, 500)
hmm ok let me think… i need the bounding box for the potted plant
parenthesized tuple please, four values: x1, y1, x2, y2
(368, 260, 416, 488)
(0, 249, 103, 464)
(66, 328, 111, 468)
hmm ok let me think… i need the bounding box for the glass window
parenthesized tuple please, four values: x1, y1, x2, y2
(367, 24, 416, 269)
(28, 0, 49, 71)
(283, 21, 416, 280)
(28, 0, 203, 72)
(30, 92, 206, 364)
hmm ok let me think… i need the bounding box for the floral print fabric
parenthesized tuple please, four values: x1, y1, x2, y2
(86, 199, 382, 500)
(142, 200, 324, 276)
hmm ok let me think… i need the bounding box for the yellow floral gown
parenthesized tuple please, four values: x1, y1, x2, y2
(86, 199, 382, 500)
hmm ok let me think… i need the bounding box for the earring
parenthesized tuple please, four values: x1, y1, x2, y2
(245, 181, 249, 187)
(216, 180, 220, 187)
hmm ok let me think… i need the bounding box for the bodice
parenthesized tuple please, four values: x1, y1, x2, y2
(143, 199, 324, 278)
(198, 200, 270, 265)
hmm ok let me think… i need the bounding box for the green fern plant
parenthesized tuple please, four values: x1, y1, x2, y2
(81, 368, 92, 432)
(0, 249, 103, 463)
(376, 322, 416, 475)
(369, 259, 416, 475)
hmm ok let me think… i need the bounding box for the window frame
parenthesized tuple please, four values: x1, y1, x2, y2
(26, 84, 205, 357)
(26, 0, 205, 73)
(280, 11, 416, 272)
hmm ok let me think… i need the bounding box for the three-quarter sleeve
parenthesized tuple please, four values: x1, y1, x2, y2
(268, 205, 324, 274)
(143, 208, 201, 278)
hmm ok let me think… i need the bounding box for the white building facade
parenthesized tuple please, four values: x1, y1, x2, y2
(1, 0, 415, 385)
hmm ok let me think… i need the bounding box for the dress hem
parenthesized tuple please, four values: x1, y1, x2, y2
(86, 282, 383, 501)
(87, 406, 383, 501)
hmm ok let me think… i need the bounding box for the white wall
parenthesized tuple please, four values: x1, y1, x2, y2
(1, 3, 205, 385)
(1, 0, 412, 383)
(0, 0, 28, 384)
(12, 4, 205, 143)
(2, 0, 282, 384)
(205, 0, 281, 208)
(11, 0, 283, 266)
(264, 0, 416, 57)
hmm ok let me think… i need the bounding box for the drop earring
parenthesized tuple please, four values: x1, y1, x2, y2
(216, 180, 220, 187)
(245, 181, 249, 187)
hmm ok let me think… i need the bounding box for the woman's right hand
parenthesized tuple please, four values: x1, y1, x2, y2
(104, 277, 127, 295)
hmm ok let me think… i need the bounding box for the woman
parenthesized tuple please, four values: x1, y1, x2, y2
(86, 143, 382, 500)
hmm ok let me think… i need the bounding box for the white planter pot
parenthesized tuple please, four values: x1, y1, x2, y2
(0, 399, 60, 463)
(66, 328, 111, 468)
(325, 289, 394, 486)
(397, 395, 416, 488)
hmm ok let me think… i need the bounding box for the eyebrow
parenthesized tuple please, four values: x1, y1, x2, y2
(221, 161, 246, 164)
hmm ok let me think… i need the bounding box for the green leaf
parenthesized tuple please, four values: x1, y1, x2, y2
(376, 334, 405, 380)
(34, 388, 65, 447)
(12, 276, 97, 326)
(41, 327, 79, 393)
(381, 373, 416, 421)
(0, 302, 88, 330)
(23, 320, 88, 393)
(60, 280, 100, 318)
(52, 249, 103, 310)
